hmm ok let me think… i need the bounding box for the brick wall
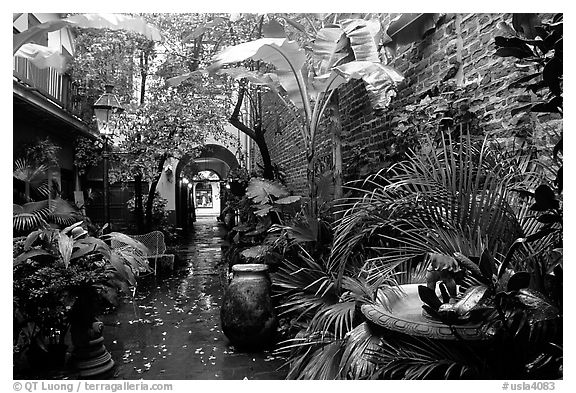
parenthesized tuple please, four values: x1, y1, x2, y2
(253, 13, 561, 193)
(256, 93, 308, 194)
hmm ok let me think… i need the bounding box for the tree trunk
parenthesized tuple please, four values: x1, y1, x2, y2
(306, 149, 317, 217)
(134, 173, 144, 233)
(24, 180, 30, 201)
(134, 49, 149, 234)
(332, 127, 343, 200)
(144, 154, 167, 232)
(255, 135, 274, 180)
(229, 81, 274, 180)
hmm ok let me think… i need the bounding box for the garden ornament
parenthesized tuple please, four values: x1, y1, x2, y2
(436, 285, 491, 323)
(164, 164, 173, 182)
(425, 253, 462, 297)
(420, 252, 494, 324)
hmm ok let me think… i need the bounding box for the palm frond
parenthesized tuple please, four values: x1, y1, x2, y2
(368, 333, 481, 379)
(272, 245, 339, 321)
(13, 158, 48, 184)
(308, 301, 355, 340)
(48, 197, 82, 227)
(338, 322, 382, 379)
(279, 333, 345, 380)
(330, 134, 530, 286)
(13, 200, 50, 234)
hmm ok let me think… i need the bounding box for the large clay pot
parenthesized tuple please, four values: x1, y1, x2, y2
(220, 263, 277, 349)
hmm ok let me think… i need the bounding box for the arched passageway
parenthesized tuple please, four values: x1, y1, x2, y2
(174, 144, 239, 231)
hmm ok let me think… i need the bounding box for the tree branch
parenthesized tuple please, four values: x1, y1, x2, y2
(229, 81, 257, 141)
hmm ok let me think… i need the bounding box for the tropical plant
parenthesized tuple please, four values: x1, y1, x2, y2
(338, 13, 564, 380)
(245, 178, 301, 220)
(13, 222, 150, 366)
(13, 159, 49, 203)
(13, 144, 85, 236)
(169, 16, 404, 211)
(494, 13, 562, 116)
(13, 13, 163, 70)
(236, 175, 338, 262)
(295, 131, 559, 380)
(366, 244, 562, 379)
(13, 137, 61, 203)
(493, 12, 563, 256)
(13, 197, 83, 236)
(329, 134, 540, 287)
(271, 242, 406, 379)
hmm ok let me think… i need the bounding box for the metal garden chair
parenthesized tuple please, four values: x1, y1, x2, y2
(111, 230, 174, 276)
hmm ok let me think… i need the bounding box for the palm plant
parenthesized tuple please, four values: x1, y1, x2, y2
(274, 133, 561, 380)
(13, 158, 50, 202)
(368, 332, 483, 379)
(313, 133, 561, 380)
(329, 134, 542, 286)
(272, 243, 404, 379)
(13, 198, 83, 235)
(13, 152, 85, 235)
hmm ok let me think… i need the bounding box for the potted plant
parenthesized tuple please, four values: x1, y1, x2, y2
(13, 221, 150, 377)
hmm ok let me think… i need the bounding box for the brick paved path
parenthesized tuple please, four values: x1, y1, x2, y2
(102, 217, 287, 380)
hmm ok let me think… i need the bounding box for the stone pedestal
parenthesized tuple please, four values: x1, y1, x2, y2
(70, 321, 115, 377)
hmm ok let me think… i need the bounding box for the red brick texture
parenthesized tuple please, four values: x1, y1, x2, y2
(251, 13, 561, 194)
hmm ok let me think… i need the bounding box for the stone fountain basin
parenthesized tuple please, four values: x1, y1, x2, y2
(361, 283, 486, 341)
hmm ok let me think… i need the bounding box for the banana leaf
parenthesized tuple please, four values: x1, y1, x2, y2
(341, 19, 382, 63)
(14, 43, 69, 73)
(334, 61, 404, 109)
(14, 13, 163, 72)
(312, 27, 348, 76)
(209, 37, 311, 114)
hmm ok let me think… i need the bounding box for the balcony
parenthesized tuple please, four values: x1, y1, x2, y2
(13, 56, 96, 138)
(13, 55, 96, 121)
(14, 55, 71, 107)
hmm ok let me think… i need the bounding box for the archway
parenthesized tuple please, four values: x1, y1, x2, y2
(174, 144, 240, 231)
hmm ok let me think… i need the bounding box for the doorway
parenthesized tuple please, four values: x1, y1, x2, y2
(192, 170, 221, 217)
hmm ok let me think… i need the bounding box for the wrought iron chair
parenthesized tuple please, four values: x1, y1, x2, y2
(111, 230, 174, 275)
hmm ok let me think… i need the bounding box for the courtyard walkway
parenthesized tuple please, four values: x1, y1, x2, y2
(101, 217, 287, 380)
